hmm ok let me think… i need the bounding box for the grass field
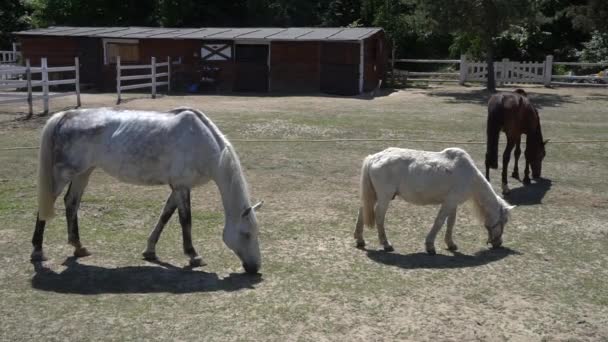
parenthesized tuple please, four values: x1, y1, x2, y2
(1, 86, 607, 341)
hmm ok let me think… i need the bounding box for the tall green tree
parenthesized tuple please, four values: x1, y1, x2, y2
(418, 0, 537, 91)
(1, 0, 30, 49)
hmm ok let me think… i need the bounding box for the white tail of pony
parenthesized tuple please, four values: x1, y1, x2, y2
(37, 112, 64, 221)
(360, 156, 377, 228)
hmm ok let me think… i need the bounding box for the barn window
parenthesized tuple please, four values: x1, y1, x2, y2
(103, 39, 140, 64)
(201, 44, 232, 61)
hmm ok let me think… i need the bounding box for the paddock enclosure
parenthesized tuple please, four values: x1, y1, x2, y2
(14, 27, 387, 95)
(0, 86, 607, 341)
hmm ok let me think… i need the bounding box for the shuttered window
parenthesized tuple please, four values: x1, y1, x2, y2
(106, 43, 140, 64)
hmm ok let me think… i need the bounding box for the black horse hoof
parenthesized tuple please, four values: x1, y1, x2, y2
(523, 178, 531, 185)
(383, 245, 394, 252)
(355, 241, 366, 249)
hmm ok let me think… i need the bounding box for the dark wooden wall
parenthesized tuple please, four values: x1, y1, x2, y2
(270, 42, 320, 93)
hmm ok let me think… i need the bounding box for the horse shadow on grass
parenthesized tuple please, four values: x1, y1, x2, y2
(31, 257, 262, 295)
(366, 247, 520, 270)
(426, 88, 578, 108)
(505, 178, 553, 206)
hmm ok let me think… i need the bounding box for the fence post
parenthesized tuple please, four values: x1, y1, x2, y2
(26, 59, 33, 119)
(41, 58, 49, 115)
(116, 56, 121, 104)
(544, 55, 553, 87)
(151, 57, 156, 99)
(74, 57, 81, 107)
(500, 58, 509, 86)
(167, 56, 171, 94)
(458, 54, 467, 85)
(391, 41, 396, 87)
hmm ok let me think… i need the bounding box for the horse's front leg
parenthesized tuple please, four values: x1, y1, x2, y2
(175, 187, 206, 267)
(523, 160, 532, 185)
(375, 199, 393, 252)
(512, 139, 521, 180)
(143, 191, 178, 261)
(425, 204, 452, 255)
(444, 208, 458, 251)
(354, 207, 365, 249)
(501, 140, 516, 194)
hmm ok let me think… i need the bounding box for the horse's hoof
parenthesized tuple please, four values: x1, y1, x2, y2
(447, 244, 458, 251)
(426, 248, 436, 256)
(189, 256, 207, 268)
(355, 241, 366, 249)
(31, 250, 47, 262)
(511, 172, 520, 180)
(383, 245, 394, 252)
(142, 251, 158, 261)
(73, 247, 91, 258)
(523, 178, 531, 185)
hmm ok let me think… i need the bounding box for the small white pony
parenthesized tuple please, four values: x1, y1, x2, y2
(354, 147, 515, 254)
(31, 107, 263, 274)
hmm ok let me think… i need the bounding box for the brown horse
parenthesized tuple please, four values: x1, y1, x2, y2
(485, 89, 547, 194)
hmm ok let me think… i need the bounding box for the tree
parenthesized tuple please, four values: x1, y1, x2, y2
(0, 0, 30, 49)
(417, 0, 537, 91)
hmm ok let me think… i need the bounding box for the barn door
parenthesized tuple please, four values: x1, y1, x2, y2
(234, 44, 269, 92)
(320, 42, 360, 95)
(77, 38, 102, 87)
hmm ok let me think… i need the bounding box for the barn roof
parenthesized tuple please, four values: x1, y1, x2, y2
(15, 26, 383, 41)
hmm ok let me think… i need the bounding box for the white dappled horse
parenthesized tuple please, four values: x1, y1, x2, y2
(355, 147, 514, 254)
(32, 107, 262, 274)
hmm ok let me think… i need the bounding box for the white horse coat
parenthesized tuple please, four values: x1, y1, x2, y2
(33, 107, 262, 274)
(355, 147, 514, 254)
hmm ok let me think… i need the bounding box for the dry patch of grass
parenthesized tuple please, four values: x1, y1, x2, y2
(1, 85, 607, 341)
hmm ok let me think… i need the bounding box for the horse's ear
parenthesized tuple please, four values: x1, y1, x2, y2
(252, 201, 264, 211)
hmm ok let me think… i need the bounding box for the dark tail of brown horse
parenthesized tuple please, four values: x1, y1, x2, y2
(485, 96, 503, 173)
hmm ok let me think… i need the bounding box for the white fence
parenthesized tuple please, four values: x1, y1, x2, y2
(0, 57, 81, 116)
(0, 43, 20, 65)
(116, 56, 171, 104)
(392, 55, 608, 87)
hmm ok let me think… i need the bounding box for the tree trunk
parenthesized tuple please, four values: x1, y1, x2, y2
(486, 44, 496, 92)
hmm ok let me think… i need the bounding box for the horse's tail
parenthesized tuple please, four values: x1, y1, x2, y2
(485, 96, 502, 170)
(360, 156, 377, 228)
(37, 112, 64, 221)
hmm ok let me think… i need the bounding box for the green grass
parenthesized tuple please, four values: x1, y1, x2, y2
(0, 86, 607, 341)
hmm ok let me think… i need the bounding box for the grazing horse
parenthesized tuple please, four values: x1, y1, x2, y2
(485, 89, 547, 194)
(31, 107, 263, 274)
(354, 147, 514, 254)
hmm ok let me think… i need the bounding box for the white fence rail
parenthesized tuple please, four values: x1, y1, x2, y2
(0, 57, 80, 116)
(392, 55, 608, 87)
(116, 56, 171, 104)
(0, 43, 20, 65)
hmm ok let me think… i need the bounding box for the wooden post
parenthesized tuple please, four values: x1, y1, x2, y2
(74, 57, 81, 107)
(26, 59, 33, 118)
(544, 55, 553, 87)
(116, 56, 121, 104)
(41, 58, 49, 115)
(151, 56, 156, 99)
(500, 58, 509, 87)
(167, 56, 171, 94)
(458, 54, 467, 85)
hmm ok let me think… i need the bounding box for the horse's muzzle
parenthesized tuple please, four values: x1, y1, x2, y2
(243, 262, 260, 275)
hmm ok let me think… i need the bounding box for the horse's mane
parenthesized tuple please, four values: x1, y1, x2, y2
(169, 107, 251, 207)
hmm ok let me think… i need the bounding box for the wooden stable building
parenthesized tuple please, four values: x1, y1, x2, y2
(14, 26, 387, 95)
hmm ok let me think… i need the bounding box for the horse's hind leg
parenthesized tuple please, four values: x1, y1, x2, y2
(175, 187, 205, 267)
(512, 140, 521, 180)
(425, 204, 452, 255)
(31, 176, 71, 262)
(353, 207, 365, 248)
(143, 191, 178, 260)
(444, 208, 458, 251)
(64, 169, 93, 258)
(375, 199, 393, 252)
(501, 140, 516, 194)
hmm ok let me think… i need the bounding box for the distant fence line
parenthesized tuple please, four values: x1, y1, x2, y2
(0, 57, 81, 117)
(116, 56, 171, 104)
(391, 55, 608, 87)
(0, 43, 20, 65)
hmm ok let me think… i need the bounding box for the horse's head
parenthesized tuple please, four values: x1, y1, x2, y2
(486, 204, 515, 248)
(223, 201, 263, 274)
(527, 138, 547, 179)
